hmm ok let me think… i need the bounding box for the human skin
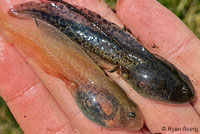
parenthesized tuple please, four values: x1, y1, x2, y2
(0, 0, 200, 134)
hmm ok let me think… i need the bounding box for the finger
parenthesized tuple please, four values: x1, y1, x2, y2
(0, 40, 75, 134)
(116, 0, 200, 133)
(1, 0, 143, 133)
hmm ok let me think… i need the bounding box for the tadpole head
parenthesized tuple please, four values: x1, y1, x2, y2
(168, 74, 195, 103)
(74, 83, 144, 131)
(125, 60, 195, 104)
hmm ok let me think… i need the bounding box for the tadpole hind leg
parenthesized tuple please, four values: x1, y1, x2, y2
(108, 66, 119, 73)
(119, 66, 130, 79)
(34, 18, 39, 27)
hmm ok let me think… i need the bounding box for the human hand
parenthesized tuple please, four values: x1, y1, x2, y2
(0, 0, 200, 134)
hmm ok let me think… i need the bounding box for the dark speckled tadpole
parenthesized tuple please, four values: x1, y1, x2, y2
(9, 0, 195, 104)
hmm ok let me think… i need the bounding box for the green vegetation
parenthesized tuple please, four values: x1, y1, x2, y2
(183, 0, 200, 38)
(104, 0, 117, 9)
(158, 0, 193, 19)
(158, 0, 200, 38)
(0, 0, 199, 133)
(0, 97, 23, 134)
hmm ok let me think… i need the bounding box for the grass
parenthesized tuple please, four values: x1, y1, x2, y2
(0, 97, 23, 134)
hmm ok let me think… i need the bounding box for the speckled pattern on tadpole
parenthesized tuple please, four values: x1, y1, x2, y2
(9, 0, 195, 104)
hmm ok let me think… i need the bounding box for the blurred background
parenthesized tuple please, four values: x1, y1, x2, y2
(0, 0, 199, 133)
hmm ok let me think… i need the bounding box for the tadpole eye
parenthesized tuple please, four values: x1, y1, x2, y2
(128, 112, 136, 118)
(181, 86, 188, 94)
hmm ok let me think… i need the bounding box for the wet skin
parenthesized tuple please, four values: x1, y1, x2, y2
(0, 11, 143, 130)
(9, 0, 196, 104)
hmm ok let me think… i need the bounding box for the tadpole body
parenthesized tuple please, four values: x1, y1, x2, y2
(9, 0, 195, 104)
